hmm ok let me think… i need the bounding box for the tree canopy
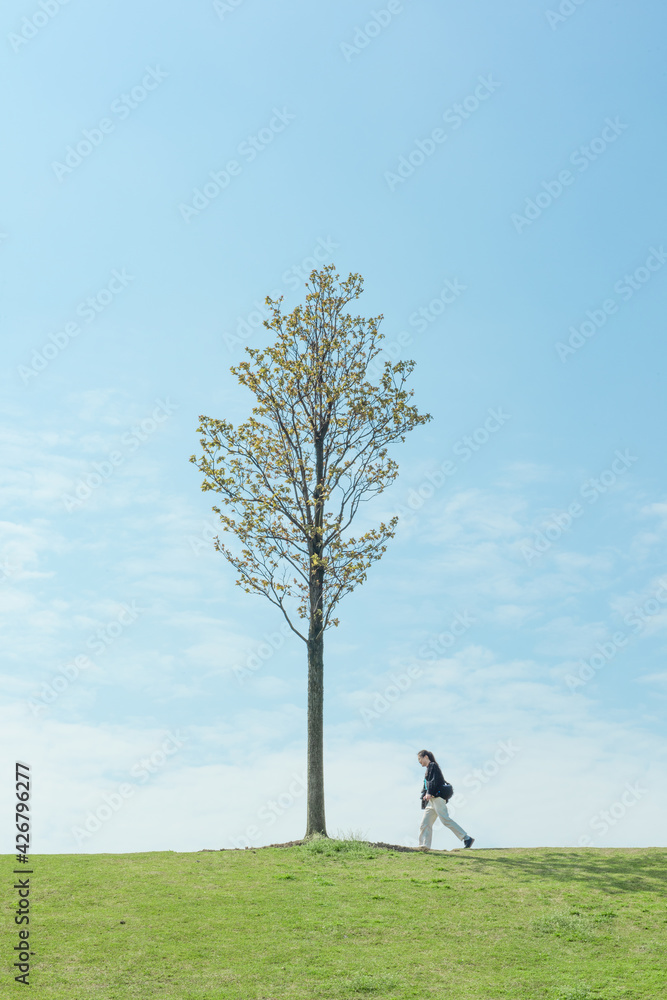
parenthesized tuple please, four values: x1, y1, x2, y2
(191, 265, 431, 642)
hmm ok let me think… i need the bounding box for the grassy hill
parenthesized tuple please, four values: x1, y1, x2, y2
(4, 840, 666, 999)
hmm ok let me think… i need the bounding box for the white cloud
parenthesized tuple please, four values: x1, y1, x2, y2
(2, 635, 666, 854)
(637, 671, 667, 687)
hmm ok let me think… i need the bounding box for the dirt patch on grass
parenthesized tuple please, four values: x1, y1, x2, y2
(203, 840, 442, 853)
(367, 841, 432, 853)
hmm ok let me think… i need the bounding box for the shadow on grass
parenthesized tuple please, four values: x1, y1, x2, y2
(473, 849, 666, 896)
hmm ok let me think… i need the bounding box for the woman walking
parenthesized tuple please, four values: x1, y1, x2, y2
(417, 750, 474, 850)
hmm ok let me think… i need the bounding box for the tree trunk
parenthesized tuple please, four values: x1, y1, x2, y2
(305, 424, 327, 839)
(304, 626, 327, 838)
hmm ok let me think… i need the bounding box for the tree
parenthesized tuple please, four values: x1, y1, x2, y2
(190, 265, 431, 837)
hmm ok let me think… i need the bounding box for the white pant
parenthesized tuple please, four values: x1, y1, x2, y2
(419, 796, 468, 847)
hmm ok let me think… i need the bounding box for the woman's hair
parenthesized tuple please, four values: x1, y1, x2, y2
(417, 749, 436, 763)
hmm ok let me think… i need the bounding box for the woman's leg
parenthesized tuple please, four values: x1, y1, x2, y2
(431, 797, 468, 842)
(419, 801, 438, 847)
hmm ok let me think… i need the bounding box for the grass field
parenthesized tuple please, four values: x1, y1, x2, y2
(4, 840, 666, 999)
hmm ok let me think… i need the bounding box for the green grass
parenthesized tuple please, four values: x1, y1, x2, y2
(4, 842, 666, 999)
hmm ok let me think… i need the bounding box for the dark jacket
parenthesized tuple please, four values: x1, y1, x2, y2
(420, 760, 450, 809)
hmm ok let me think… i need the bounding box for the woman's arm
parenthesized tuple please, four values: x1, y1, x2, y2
(424, 762, 445, 796)
(424, 762, 436, 795)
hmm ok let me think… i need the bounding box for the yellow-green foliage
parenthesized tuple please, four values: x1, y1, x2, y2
(190, 265, 431, 635)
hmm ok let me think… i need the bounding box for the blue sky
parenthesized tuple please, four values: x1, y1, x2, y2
(1, 0, 666, 854)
